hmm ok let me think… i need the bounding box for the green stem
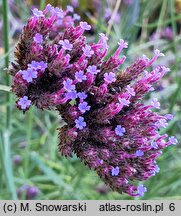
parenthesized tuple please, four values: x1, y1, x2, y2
(169, 0, 180, 112)
(40, 0, 46, 10)
(0, 84, 11, 92)
(106, 0, 122, 37)
(154, 0, 168, 49)
(2, 0, 16, 199)
(3, 0, 11, 128)
(25, 108, 33, 178)
(170, 0, 178, 70)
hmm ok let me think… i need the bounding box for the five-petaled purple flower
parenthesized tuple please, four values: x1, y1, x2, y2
(75, 116, 86, 130)
(137, 185, 147, 197)
(77, 92, 87, 100)
(20, 69, 38, 83)
(111, 166, 120, 176)
(154, 49, 164, 57)
(33, 33, 43, 44)
(28, 61, 47, 71)
(73, 13, 80, 20)
(54, 7, 64, 18)
(104, 72, 116, 84)
(82, 45, 94, 57)
(59, 39, 73, 51)
(118, 39, 128, 49)
(136, 150, 144, 157)
(80, 21, 91, 30)
(66, 5, 74, 13)
(126, 85, 135, 96)
(32, 8, 44, 17)
(87, 65, 100, 75)
(65, 91, 77, 100)
(63, 79, 75, 92)
(75, 71, 86, 82)
(115, 125, 126, 136)
(78, 102, 90, 113)
(119, 98, 130, 106)
(151, 98, 160, 109)
(18, 96, 31, 110)
(165, 114, 174, 120)
(157, 119, 168, 128)
(169, 136, 178, 145)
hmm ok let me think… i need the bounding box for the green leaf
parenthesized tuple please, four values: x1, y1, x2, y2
(0, 85, 11, 92)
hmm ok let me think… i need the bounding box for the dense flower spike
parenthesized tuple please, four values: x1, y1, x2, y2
(10, 4, 177, 197)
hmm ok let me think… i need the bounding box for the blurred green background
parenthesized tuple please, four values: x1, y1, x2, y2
(0, 0, 181, 200)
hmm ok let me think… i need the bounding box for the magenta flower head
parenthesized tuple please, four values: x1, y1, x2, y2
(10, 4, 178, 197)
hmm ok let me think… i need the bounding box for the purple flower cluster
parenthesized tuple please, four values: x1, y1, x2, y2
(10, 4, 178, 197)
(17, 185, 39, 200)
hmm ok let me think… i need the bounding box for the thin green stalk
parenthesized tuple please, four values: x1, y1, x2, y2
(0, 84, 11, 92)
(2, 0, 17, 199)
(154, 0, 168, 49)
(3, 0, 11, 128)
(40, 0, 46, 10)
(169, 0, 180, 112)
(106, 0, 122, 37)
(24, 108, 34, 178)
(170, 0, 178, 64)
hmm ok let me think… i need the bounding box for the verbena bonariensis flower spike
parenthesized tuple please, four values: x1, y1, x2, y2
(10, 4, 178, 197)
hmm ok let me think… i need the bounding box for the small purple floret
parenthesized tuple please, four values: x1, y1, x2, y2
(77, 92, 87, 100)
(169, 136, 178, 145)
(137, 185, 147, 197)
(75, 71, 86, 82)
(54, 7, 64, 18)
(73, 13, 80, 20)
(136, 150, 144, 157)
(78, 102, 90, 113)
(66, 5, 74, 13)
(118, 39, 128, 49)
(111, 166, 120, 176)
(80, 21, 91, 30)
(119, 98, 130, 106)
(28, 61, 47, 71)
(151, 98, 160, 109)
(82, 45, 94, 57)
(59, 39, 73, 51)
(104, 72, 116, 84)
(87, 65, 100, 75)
(63, 79, 76, 92)
(18, 96, 31, 110)
(115, 125, 126, 136)
(98, 159, 103, 165)
(165, 114, 174, 120)
(33, 33, 43, 44)
(20, 69, 38, 83)
(75, 116, 86, 130)
(26, 186, 39, 199)
(157, 119, 168, 128)
(65, 91, 77, 100)
(32, 8, 44, 17)
(126, 85, 135, 96)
